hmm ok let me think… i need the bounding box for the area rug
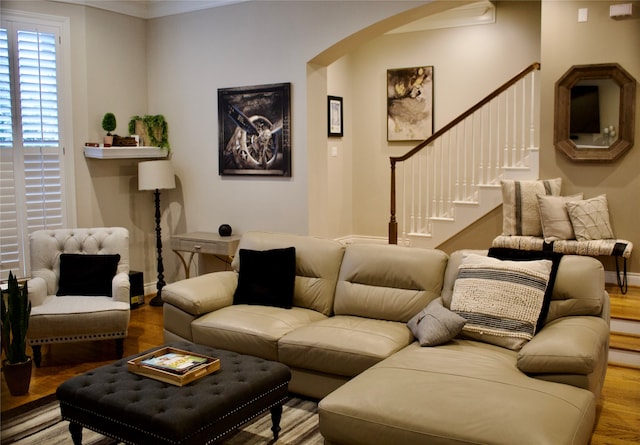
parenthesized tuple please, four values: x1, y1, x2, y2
(1, 396, 322, 444)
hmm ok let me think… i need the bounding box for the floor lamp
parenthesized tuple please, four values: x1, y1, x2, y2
(138, 160, 176, 306)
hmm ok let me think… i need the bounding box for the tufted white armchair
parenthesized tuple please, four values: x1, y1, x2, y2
(27, 227, 131, 367)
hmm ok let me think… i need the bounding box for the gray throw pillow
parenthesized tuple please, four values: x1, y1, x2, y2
(407, 298, 466, 347)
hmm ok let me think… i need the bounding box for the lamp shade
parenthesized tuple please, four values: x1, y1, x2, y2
(138, 160, 176, 191)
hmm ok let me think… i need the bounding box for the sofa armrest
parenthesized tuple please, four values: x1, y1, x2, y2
(517, 315, 609, 375)
(162, 271, 238, 316)
(27, 277, 48, 307)
(112, 272, 131, 304)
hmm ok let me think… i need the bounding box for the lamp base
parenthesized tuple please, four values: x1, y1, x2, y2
(149, 295, 164, 306)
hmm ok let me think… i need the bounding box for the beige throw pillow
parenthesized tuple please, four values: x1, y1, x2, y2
(501, 178, 562, 236)
(537, 193, 583, 242)
(566, 194, 614, 241)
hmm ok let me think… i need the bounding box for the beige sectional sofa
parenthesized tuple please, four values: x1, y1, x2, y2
(162, 231, 609, 445)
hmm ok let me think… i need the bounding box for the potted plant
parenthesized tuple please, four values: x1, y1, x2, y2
(128, 114, 170, 150)
(1, 272, 32, 395)
(102, 112, 117, 146)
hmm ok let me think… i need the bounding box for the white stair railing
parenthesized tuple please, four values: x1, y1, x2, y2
(389, 63, 541, 246)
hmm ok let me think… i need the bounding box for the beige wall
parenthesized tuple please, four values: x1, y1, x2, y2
(346, 1, 541, 239)
(444, 1, 640, 278)
(540, 1, 639, 276)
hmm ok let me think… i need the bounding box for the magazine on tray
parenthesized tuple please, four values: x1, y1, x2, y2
(140, 352, 211, 375)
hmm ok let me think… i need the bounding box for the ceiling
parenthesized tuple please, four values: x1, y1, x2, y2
(50, 0, 250, 20)
(50, 0, 495, 29)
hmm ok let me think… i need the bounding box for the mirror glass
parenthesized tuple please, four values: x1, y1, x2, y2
(554, 63, 636, 162)
(570, 78, 619, 149)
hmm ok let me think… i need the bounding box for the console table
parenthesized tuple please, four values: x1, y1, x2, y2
(171, 232, 240, 278)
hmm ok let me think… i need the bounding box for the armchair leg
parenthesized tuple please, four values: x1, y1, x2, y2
(116, 339, 124, 358)
(32, 345, 42, 367)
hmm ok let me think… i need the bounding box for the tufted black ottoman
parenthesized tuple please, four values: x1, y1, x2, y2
(56, 342, 291, 445)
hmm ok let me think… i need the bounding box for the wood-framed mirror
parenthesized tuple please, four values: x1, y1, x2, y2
(554, 63, 636, 162)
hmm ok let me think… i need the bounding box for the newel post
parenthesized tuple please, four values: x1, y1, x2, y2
(389, 158, 398, 244)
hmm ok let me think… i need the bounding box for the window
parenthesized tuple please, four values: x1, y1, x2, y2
(0, 14, 72, 279)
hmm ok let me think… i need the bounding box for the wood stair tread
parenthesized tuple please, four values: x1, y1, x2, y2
(607, 285, 640, 322)
(610, 332, 640, 353)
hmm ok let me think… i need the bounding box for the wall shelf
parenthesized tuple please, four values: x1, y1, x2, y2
(83, 146, 168, 159)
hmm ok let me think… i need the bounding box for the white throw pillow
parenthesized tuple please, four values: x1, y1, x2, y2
(537, 193, 583, 242)
(566, 194, 614, 241)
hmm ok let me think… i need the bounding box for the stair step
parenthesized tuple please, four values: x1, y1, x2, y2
(607, 285, 640, 322)
(608, 350, 640, 369)
(610, 332, 640, 353)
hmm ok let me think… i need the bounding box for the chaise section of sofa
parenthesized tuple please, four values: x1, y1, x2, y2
(319, 341, 596, 445)
(318, 249, 609, 445)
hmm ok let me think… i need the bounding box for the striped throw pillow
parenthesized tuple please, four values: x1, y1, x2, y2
(450, 254, 552, 351)
(501, 178, 562, 236)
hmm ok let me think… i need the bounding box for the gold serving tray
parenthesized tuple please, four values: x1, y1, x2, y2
(127, 346, 220, 386)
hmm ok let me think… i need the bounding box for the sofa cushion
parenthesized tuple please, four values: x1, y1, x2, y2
(233, 247, 296, 308)
(319, 341, 596, 445)
(566, 194, 614, 241)
(334, 244, 448, 322)
(57, 253, 120, 297)
(407, 298, 466, 346)
(278, 315, 413, 377)
(191, 305, 327, 361)
(501, 178, 562, 236)
(450, 253, 552, 351)
(28, 296, 130, 341)
(537, 193, 583, 242)
(230, 231, 345, 316)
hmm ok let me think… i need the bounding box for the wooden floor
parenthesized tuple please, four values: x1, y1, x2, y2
(2, 291, 640, 444)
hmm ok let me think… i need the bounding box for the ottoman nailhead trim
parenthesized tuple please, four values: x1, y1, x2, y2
(61, 402, 173, 444)
(205, 382, 290, 444)
(29, 331, 127, 345)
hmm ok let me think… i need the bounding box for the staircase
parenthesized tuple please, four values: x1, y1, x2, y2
(389, 63, 541, 248)
(608, 285, 640, 368)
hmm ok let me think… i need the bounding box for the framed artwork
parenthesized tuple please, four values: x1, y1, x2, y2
(387, 66, 434, 141)
(328, 95, 343, 137)
(218, 82, 291, 176)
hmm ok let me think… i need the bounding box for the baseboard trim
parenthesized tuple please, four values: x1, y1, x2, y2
(605, 270, 639, 288)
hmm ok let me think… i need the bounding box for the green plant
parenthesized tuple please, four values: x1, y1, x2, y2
(1, 272, 31, 364)
(128, 114, 170, 149)
(102, 112, 117, 135)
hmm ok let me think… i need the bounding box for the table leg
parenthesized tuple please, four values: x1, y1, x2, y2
(69, 422, 83, 445)
(270, 404, 283, 440)
(173, 250, 195, 278)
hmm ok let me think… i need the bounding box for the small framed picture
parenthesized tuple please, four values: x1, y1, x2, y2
(328, 95, 343, 137)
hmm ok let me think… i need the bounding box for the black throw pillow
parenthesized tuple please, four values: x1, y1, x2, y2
(487, 247, 563, 331)
(57, 253, 121, 297)
(233, 247, 296, 309)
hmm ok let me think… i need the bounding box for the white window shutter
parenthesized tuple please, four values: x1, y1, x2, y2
(0, 20, 64, 279)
